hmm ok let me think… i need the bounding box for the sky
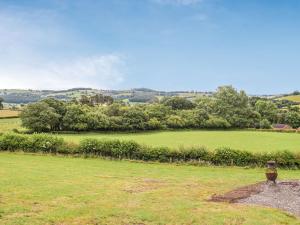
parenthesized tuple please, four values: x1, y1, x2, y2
(0, 0, 300, 94)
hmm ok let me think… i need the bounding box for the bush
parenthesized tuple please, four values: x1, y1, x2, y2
(205, 117, 231, 129)
(26, 134, 64, 153)
(260, 119, 271, 129)
(1, 133, 299, 168)
(212, 147, 257, 166)
(0, 133, 28, 151)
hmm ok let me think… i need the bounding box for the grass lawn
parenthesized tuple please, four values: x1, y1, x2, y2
(0, 153, 299, 225)
(0, 118, 23, 133)
(61, 130, 300, 153)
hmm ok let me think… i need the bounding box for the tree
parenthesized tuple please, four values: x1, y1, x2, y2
(144, 104, 171, 121)
(63, 104, 89, 131)
(122, 107, 149, 130)
(162, 97, 195, 110)
(86, 110, 110, 130)
(166, 115, 186, 128)
(195, 96, 214, 113)
(287, 111, 300, 128)
(260, 119, 271, 129)
(79, 94, 114, 106)
(0, 97, 4, 110)
(255, 100, 278, 123)
(20, 102, 60, 132)
(213, 86, 254, 127)
(204, 116, 231, 129)
(41, 98, 66, 130)
(193, 109, 209, 127)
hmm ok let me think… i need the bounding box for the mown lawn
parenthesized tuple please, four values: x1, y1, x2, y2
(61, 130, 300, 153)
(0, 153, 299, 225)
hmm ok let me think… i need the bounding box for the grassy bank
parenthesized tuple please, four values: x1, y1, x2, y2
(0, 152, 299, 225)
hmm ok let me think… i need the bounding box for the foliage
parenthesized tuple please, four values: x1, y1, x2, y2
(1, 133, 299, 168)
(259, 119, 271, 129)
(255, 100, 278, 123)
(162, 96, 195, 110)
(0, 97, 3, 109)
(19, 86, 300, 132)
(20, 102, 61, 132)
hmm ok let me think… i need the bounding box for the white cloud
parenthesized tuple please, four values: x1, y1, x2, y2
(0, 55, 125, 90)
(0, 7, 125, 90)
(153, 0, 203, 6)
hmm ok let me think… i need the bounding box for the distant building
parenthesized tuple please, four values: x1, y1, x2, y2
(272, 124, 292, 130)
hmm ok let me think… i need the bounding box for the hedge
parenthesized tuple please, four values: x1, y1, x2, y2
(0, 133, 299, 168)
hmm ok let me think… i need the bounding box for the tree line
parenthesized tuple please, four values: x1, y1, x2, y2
(20, 86, 300, 132)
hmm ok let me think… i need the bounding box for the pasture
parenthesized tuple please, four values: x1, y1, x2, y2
(278, 95, 300, 103)
(0, 118, 23, 133)
(61, 130, 300, 153)
(0, 152, 299, 225)
(0, 109, 20, 118)
(1, 118, 300, 153)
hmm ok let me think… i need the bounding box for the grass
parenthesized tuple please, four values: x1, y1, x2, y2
(61, 130, 300, 153)
(0, 152, 299, 225)
(278, 95, 300, 103)
(0, 109, 20, 118)
(0, 118, 24, 133)
(2, 118, 300, 153)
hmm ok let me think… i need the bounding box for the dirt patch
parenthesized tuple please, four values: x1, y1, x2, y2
(210, 180, 300, 217)
(209, 182, 264, 203)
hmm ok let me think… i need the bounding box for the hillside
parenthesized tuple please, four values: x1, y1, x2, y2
(277, 95, 300, 103)
(0, 88, 212, 104)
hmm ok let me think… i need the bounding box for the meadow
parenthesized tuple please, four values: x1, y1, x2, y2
(61, 130, 300, 153)
(0, 109, 20, 118)
(0, 118, 23, 133)
(278, 95, 300, 103)
(1, 118, 300, 153)
(0, 152, 299, 225)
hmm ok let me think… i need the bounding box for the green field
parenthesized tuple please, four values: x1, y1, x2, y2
(0, 109, 20, 118)
(1, 118, 300, 153)
(0, 152, 299, 225)
(0, 118, 23, 133)
(278, 95, 300, 103)
(62, 130, 300, 153)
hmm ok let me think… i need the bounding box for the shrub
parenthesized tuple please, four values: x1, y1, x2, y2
(0, 133, 28, 151)
(205, 117, 231, 129)
(260, 119, 271, 129)
(26, 134, 64, 153)
(212, 147, 257, 166)
(0, 133, 299, 168)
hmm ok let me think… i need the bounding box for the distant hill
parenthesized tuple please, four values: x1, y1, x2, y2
(0, 88, 211, 104)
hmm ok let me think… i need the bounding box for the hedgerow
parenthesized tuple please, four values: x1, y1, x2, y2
(0, 133, 299, 168)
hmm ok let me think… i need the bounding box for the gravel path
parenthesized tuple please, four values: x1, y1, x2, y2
(238, 180, 300, 217)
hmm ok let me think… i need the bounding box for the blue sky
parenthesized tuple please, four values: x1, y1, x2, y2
(0, 0, 300, 94)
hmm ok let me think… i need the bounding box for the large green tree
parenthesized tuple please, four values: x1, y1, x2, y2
(20, 102, 60, 132)
(255, 100, 278, 123)
(213, 86, 256, 128)
(63, 105, 89, 131)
